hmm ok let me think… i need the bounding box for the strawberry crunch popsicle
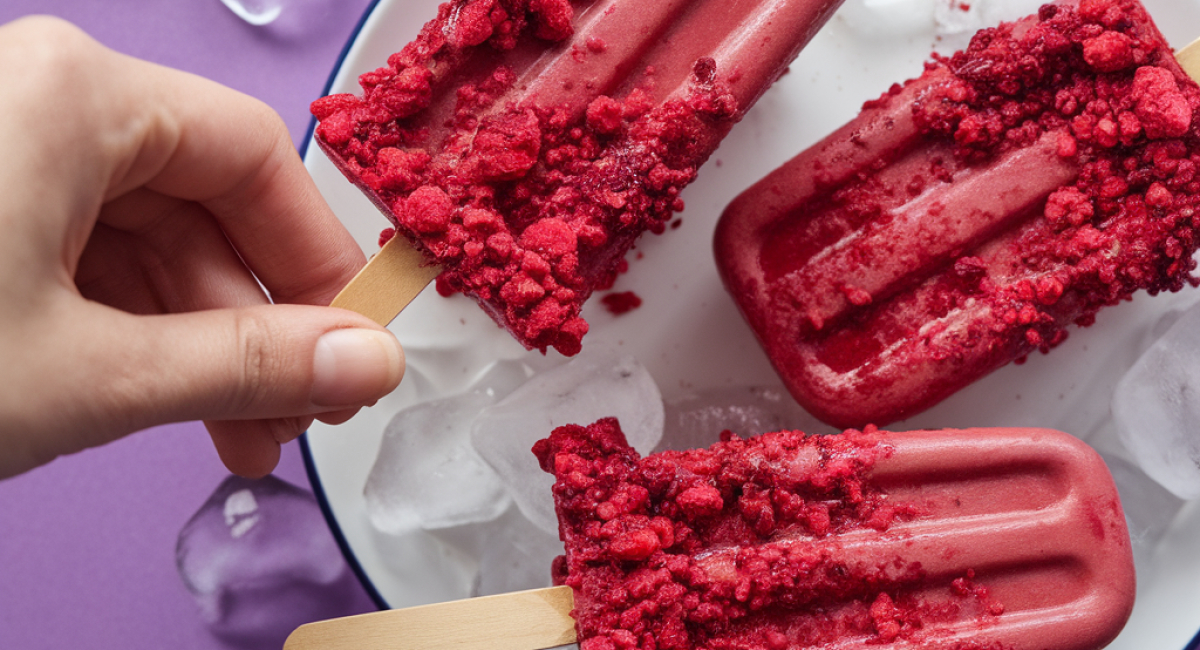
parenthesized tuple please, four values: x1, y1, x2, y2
(714, 0, 1200, 427)
(534, 420, 1134, 650)
(311, 0, 843, 355)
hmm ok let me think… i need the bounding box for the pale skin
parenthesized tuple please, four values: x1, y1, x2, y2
(0, 16, 405, 480)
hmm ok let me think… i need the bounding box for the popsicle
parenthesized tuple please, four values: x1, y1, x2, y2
(534, 419, 1135, 650)
(713, 0, 1200, 427)
(312, 0, 845, 355)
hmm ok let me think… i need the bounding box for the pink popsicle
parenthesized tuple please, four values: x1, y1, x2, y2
(714, 0, 1200, 427)
(312, 0, 844, 355)
(535, 419, 1135, 650)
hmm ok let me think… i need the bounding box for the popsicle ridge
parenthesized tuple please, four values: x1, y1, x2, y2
(313, 0, 842, 355)
(715, 0, 1200, 427)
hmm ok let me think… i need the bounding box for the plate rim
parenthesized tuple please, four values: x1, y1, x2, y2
(299, 0, 391, 612)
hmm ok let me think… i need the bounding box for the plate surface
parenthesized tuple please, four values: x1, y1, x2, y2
(301, 0, 1200, 647)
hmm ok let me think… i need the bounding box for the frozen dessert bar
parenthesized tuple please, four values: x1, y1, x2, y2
(535, 419, 1135, 650)
(312, 0, 844, 355)
(714, 0, 1200, 426)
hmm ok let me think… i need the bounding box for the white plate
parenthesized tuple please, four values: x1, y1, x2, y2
(301, 0, 1200, 647)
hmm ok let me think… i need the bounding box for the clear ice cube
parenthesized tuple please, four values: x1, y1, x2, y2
(657, 385, 832, 452)
(217, 0, 346, 38)
(363, 359, 540, 535)
(1113, 301, 1200, 499)
(176, 475, 361, 646)
(1087, 420, 1185, 581)
(932, 0, 1047, 53)
(837, 0, 935, 39)
(472, 506, 564, 597)
(219, 0, 283, 25)
(1103, 451, 1185, 576)
(471, 344, 664, 534)
(366, 525, 479, 606)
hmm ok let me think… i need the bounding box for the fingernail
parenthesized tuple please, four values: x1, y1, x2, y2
(311, 328, 404, 407)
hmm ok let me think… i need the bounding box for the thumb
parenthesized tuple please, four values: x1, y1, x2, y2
(116, 304, 404, 422)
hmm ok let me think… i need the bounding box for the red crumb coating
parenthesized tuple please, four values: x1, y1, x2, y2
(714, 0, 1200, 427)
(600, 290, 642, 314)
(311, 0, 745, 355)
(534, 420, 1020, 650)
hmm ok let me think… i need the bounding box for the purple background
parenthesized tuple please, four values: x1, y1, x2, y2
(0, 1, 385, 648)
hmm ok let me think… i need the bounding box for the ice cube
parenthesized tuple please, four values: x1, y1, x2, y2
(1104, 451, 1185, 576)
(176, 475, 361, 646)
(472, 506, 565, 597)
(1113, 301, 1200, 499)
(1087, 420, 1186, 580)
(398, 506, 563, 599)
(219, 0, 283, 25)
(471, 344, 664, 534)
(836, 0, 934, 39)
(364, 504, 564, 607)
(932, 0, 1047, 53)
(366, 525, 478, 606)
(363, 359, 541, 535)
(657, 385, 833, 452)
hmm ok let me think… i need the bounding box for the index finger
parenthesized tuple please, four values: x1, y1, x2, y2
(100, 37, 366, 306)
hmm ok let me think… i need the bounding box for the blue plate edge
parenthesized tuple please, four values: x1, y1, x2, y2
(298, 0, 390, 613)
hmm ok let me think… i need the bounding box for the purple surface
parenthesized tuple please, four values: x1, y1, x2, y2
(0, 1, 382, 648)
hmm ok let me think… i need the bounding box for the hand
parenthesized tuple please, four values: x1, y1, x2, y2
(0, 16, 404, 479)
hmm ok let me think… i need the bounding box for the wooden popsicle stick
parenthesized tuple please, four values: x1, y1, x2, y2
(1178, 36, 1200, 80)
(284, 585, 576, 650)
(330, 235, 442, 326)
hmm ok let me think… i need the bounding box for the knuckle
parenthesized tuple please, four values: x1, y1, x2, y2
(259, 102, 292, 143)
(229, 311, 290, 414)
(238, 96, 292, 160)
(5, 17, 96, 80)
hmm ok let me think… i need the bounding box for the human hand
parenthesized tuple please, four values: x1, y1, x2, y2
(0, 16, 404, 479)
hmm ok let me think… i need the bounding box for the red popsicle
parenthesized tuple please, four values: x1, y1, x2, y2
(312, 0, 845, 355)
(535, 419, 1135, 650)
(714, 0, 1200, 427)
